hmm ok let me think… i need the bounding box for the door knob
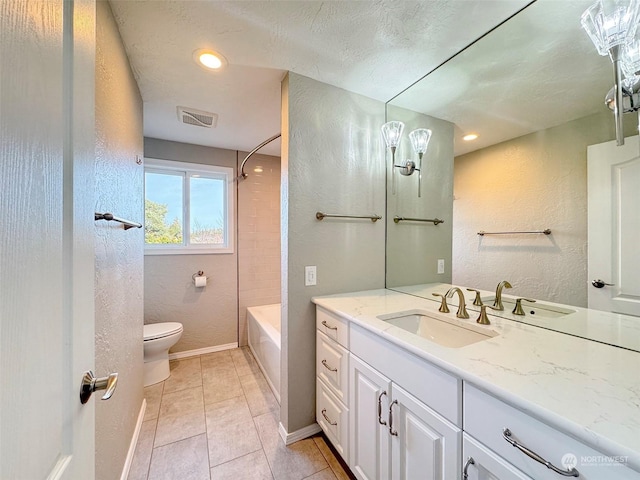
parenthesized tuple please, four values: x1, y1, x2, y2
(80, 370, 118, 404)
(591, 279, 615, 289)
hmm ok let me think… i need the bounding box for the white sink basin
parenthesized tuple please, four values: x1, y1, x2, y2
(481, 298, 575, 319)
(377, 309, 498, 348)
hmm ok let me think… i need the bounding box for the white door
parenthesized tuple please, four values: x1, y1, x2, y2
(391, 384, 461, 480)
(349, 355, 391, 480)
(0, 0, 96, 478)
(587, 136, 640, 316)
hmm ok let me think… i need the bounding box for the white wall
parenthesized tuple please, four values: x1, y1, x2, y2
(452, 110, 636, 307)
(95, 2, 144, 478)
(143, 138, 239, 352)
(281, 73, 386, 433)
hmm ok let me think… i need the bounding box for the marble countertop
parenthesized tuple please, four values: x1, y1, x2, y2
(312, 287, 640, 472)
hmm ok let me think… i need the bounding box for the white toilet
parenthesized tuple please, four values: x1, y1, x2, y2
(143, 322, 183, 386)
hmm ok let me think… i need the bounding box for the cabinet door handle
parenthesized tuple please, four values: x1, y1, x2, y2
(502, 428, 579, 477)
(377, 391, 387, 425)
(321, 359, 338, 372)
(388, 399, 398, 436)
(321, 320, 338, 330)
(321, 408, 337, 426)
(462, 457, 475, 479)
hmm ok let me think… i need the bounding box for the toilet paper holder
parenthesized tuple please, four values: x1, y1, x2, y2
(192, 271, 206, 287)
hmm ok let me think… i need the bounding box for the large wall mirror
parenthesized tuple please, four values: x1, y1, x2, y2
(384, 0, 640, 351)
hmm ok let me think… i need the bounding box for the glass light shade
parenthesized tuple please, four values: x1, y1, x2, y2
(381, 121, 405, 149)
(581, 0, 640, 58)
(622, 30, 640, 76)
(408, 128, 432, 155)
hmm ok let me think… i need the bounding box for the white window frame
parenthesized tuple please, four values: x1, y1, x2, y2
(144, 158, 234, 255)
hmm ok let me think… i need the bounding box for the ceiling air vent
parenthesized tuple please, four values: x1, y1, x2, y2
(177, 106, 218, 128)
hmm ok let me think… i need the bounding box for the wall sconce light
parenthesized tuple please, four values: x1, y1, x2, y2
(582, 0, 640, 145)
(381, 121, 432, 198)
(604, 28, 640, 119)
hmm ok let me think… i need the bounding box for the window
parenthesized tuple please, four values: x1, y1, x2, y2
(144, 158, 234, 254)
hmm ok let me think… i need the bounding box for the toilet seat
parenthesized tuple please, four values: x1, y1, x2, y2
(144, 322, 183, 341)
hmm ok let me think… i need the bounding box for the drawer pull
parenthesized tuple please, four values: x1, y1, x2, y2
(321, 359, 338, 372)
(462, 457, 475, 479)
(388, 400, 398, 436)
(377, 391, 387, 425)
(321, 408, 337, 426)
(502, 428, 580, 477)
(321, 320, 338, 330)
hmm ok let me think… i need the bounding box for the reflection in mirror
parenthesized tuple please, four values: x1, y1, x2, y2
(384, 106, 453, 288)
(384, 0, 640, 350)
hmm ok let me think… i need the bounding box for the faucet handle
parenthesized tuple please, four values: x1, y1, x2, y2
(512, 298, 536, 316)
(466, 288, 483, 306)
(432, 293, 450, 313)
(477, 304, 500, 325)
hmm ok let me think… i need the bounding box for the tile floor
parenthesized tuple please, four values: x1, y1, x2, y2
(128, 347, 354, 480)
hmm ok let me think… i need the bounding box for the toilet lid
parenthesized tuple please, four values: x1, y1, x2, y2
(144, 322, 183, 341)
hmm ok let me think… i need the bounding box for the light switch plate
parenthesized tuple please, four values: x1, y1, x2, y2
(305, 266, 317, 286)
(437, 259, 445, 274)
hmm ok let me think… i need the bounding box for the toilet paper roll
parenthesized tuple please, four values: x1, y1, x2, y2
(195, 276, 207, 288)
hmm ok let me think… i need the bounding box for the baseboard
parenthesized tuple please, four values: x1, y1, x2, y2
(120, 398, 147, 480)
(168, 342, 238, 360)
(278, 421, 322, 446)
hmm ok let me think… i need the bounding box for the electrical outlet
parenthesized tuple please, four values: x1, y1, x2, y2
(305, 266, 317, 286)
(437, 259, 445, 274)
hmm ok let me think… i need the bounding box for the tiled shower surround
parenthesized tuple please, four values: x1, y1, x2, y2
(238, 152, 282, 346)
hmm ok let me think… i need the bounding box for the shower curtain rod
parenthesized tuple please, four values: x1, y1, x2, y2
(238, 133, 281, 180)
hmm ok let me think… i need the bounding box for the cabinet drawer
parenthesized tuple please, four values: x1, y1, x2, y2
(464, 384, 640, 479)
(463, 433, 533, 480)
(317, 307, 349, 348)
(317, 331, 349, 402)
(317, 377, 349, 460)
(350, 323, 461, 426)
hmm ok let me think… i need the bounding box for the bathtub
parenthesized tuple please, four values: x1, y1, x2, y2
(247, 303, 281, 403)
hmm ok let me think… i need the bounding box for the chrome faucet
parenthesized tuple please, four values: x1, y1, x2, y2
(493, 280, 512, 310)
(446, 287, 469, 319)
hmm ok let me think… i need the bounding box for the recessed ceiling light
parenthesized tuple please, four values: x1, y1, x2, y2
(193, 49, 227, 71)
(463, 133, 479, 141)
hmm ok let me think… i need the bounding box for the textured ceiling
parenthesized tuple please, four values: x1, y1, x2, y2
(109, 0, 531, 156)
(390, 0, 613, 156)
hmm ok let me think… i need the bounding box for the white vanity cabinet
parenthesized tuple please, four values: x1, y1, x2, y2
(314, 302, 640, 480)
(464, 384, 640, 480)
(349, 354, 391, 480)
(315, 307, 350, 459)
(348, 324, 462, 480)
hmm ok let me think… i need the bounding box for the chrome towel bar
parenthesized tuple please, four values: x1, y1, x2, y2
(95, 212, 142, 230)
(316, 212, 381, 222)
(393, 216, 443, 225)
(478, 229, 551, 236)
